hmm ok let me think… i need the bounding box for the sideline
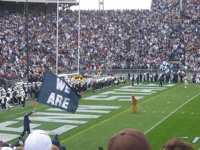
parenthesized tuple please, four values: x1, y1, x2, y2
(61, 83, 181, 143)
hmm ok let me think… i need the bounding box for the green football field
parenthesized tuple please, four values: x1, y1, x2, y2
(0, 81, 200, 150)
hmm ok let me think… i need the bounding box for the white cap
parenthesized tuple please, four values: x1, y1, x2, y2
(1, 147, 13, 150)
(24, 130, 52, 150)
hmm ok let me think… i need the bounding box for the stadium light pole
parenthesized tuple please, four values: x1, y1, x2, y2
(26, 0, 29, 78)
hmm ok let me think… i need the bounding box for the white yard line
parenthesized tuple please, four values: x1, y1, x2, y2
(145, 93, 200, 134)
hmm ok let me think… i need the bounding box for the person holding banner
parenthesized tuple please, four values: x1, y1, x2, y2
(20, 111, 34, 137)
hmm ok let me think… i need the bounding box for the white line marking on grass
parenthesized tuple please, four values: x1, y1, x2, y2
(145, 93, 200, 134)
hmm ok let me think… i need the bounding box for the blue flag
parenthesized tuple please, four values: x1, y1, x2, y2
(159, 61, 173, 74)
(37, 71, 81, 113)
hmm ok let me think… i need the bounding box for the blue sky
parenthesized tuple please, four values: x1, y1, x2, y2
(71, 0, 152, 10)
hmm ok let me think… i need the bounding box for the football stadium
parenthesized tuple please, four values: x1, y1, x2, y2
(0, 0, 200, 150)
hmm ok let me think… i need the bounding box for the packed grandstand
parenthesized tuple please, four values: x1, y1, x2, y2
(0, 0, 200, 149)
(0, 0, 199, 80)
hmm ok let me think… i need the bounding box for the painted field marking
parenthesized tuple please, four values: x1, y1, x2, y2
(61, 84, 177, 143)
(144, 93, 200, 134)
(0, 83, 175, 142)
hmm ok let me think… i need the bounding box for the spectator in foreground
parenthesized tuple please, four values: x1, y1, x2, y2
(52, 144, 59, 150)
(97, 146, 103, 150)
(15, 136, 24, 147)
(107, 128, 152, 150)
(24, 129, 52, 150)
(1, 147, 13, 150)
(15, 146, 24, 150)
(161, 137, 194, 150)
(59, 145, 67, 150)
(52, 134, 60, 148)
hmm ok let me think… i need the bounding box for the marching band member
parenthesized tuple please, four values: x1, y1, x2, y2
(16, 87, 23, 106)
(5, 90, 12, 110)
(31, 82, 36, 100)
(150, 73, 153, 82)
(140, 72, 143, 82)
(28, 82, 32, 99)
(154, 72, 159, 82)
(35, 82, 42, 100)
(184, 74, 188, 89)
(1, 87, 6, 111)
(195, 74, 200, 86)
(7, 88, 14, 105)
(23, 82, 29, 99)
(136, 74, 139, 85)
(0, 87, 2, 105)
(12, 86, 17, 104)
(114, 76, 120, 86)
(131, 74, 134, 86)
(159, 73, 164, 87)
(20, 89, 26, 109)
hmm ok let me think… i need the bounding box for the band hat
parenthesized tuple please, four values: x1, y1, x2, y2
(108, 128, 152, 150)
(7, 88, 12, 91)
(24, 130, 52, 150)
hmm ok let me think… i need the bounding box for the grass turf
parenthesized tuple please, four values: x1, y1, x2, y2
(0, 81, 199, 150)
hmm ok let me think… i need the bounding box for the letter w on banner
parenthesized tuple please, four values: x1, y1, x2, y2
(37, 71, 81, 113)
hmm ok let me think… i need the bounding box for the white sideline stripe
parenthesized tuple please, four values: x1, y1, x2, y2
(144, 93, 200, 134)
(47, 105, 120, 110)
(115, 89, 157, 92)
(123, 84, 175, 87)
(123, 87, 167, 89)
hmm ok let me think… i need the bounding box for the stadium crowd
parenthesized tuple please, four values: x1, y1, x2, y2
(0, 0, 199, 81)
(0, 130, 67, 150)
(0, 0, 199, 149)
(0, 128, 195, 150)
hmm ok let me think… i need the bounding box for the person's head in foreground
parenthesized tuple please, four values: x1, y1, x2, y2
(24, 129, 52, 150)
(161, 137, 194, 150)
(108, 128, 152, 150)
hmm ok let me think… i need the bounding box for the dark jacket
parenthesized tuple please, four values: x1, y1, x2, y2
(52, 137, 60, 148)
(24, 112, 32, 127)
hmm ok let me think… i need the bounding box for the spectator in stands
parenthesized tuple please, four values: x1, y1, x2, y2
(0, 0, 199, 82)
